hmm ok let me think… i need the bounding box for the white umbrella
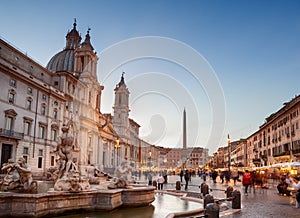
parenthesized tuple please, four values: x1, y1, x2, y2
(290, 162, 300, 167)
(271, 162, 291, 168)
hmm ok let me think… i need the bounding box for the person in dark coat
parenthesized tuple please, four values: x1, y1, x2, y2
(184, 170, 190, 190)
(212, 171, 218, 183)
(179, 170, 184, 182)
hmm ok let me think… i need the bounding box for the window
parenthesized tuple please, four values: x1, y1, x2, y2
(26, 98, 32, 110)
(53, 109, 58, 119)
(51, 129, 57, 141)
(27, 87, 33, 94)
(38, 157, 43, 168)
(54, 81, 58, 86)
(5, 117, 13, 131)
(42, 94, 47, 101)
(23, 147, 29, 155)
(4, 109, 17, 132)
(24, 121, 30, 135)
(8, 90, 15, 104)
(54, 101, 58, 106)
(23, 156, 28, 163)
(39, 124, 46, 139)
(41, 104, 46, 115)
(10, 79, 16, 87)
(38, 149, 43, 156)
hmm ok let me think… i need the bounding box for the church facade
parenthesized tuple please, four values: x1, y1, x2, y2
(0, 21, 147, 176)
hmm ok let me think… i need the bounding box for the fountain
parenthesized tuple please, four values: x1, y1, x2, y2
(0, 123, 155, 218)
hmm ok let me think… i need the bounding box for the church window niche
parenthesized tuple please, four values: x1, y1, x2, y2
(88, 91, 91, 104)
(80, 56, 84, 71)
(53, 109, 58, 119)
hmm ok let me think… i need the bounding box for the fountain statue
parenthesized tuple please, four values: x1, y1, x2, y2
(108, 161, 133, 189)
(52, 121, 90, 192)
(0, 157, 37, 193)
(0, 121, 155, 217)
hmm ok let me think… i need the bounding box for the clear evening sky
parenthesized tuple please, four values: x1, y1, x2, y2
(1, 0, 300, 155)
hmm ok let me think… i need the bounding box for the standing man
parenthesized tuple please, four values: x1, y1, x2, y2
(184, 170, 190, 190)
(180, 170, 184, 182)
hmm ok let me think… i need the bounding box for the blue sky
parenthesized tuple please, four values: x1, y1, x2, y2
(1, 0, 300, 154)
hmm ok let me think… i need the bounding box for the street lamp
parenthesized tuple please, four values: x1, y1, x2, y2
(148, 151, 152, 170)
(115, 139, 120, 166)
(227, 134, 231, 175)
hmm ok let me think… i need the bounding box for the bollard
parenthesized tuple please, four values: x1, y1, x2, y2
(152, 180, 157, 189)
(201, 182, 209, 196)
(232, 189, 241, 209)
(204, 194, 214, 209)
(225, 186, 233, 199)
(176, 181, 181, 190)
(205, 202, 220, 218)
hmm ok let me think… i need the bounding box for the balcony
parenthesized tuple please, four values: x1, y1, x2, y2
(0, 128, 24, 140)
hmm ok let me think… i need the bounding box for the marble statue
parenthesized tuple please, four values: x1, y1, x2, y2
(51, 121, 90, 192)
(108, 161, 133, 189)
(0, 157, 37, 193)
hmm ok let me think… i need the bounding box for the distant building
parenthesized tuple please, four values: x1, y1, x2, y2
(247, 95, 300, 167)
(209, 95, 300, 169)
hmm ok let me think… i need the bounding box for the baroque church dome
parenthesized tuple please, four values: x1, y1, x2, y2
(46, 20, 81, 73)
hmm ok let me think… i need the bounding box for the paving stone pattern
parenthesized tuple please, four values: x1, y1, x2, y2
(152, 174, 300, 218)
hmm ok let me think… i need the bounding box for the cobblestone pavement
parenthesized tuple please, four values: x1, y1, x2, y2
(152, 175, 300, 218)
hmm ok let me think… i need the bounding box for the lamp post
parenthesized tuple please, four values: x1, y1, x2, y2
(227, 134, 231, 176)
(148, 150, 152, 171)
(115, 139, 120, 166)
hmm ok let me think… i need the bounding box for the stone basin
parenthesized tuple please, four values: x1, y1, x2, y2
(0, 185, 155, 218)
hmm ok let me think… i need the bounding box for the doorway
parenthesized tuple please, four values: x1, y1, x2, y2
(0, 144, 12, 173)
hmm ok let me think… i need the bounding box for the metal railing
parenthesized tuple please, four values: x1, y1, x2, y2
(0, 128, 24, 139)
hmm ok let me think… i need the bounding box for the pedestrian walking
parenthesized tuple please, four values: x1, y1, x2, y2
(242, 170, 252, 195)
(184, 170, 190, 190)
(220, 171, 224, 184)
(180, 170, 184, 182)
(157, 174, 165, 190)
(202, 171, 207, 182)
(212, 170, 218, 183)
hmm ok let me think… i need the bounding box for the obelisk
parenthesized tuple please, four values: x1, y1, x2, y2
(183, 108, 187, 149)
